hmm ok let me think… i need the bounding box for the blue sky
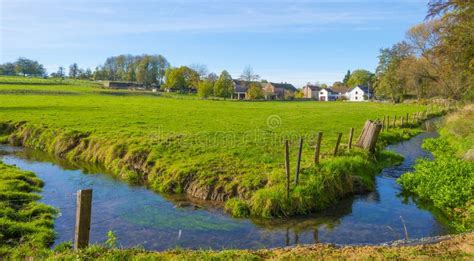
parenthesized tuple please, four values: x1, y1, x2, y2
(1, 0, 428, 86)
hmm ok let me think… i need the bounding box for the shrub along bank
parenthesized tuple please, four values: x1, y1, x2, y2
(398, 105, 474, 232)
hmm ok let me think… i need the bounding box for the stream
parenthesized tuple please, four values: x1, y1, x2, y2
(0, 130, 451, 250)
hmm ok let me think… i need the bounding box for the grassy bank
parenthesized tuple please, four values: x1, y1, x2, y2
(0, 161, 57, 258)
(0, 76, 432, 218)
(12, 233, 474, 260)
(398, 105, 474, 232)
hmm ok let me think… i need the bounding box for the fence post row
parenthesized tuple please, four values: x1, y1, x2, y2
(74, 189, 93, 250)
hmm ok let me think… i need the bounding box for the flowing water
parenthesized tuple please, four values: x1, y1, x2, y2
(0, 130, 451, 250)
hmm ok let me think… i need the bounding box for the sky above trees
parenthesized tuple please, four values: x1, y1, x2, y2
(1, 0, 428, 86)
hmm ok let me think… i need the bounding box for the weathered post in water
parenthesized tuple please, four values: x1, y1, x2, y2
(348, 128, 355, 149)
(295, 137, 303, 185)
(334, 133, 342, 156)
(313, 132, 323, 165)
(285, 140, 290, 199)
(74, 189, 93, 250)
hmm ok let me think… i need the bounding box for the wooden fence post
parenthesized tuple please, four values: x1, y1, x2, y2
(355, 120, 383, 153)
(74, 189, 93, 250)
(393, 115, 396, 128)
(386, 116, 390, 130)
(313, 132, 323, 165)
(348, 128, 354, 149)
(382, 116, 385, 131)
(334, 133, 342, 156)
(295, 138, 303, 185)
(285, 140, 290, 199)
(401, 116, 404, 127)
(406, 113, 409, 125)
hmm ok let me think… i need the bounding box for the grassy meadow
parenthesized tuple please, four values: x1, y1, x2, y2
(0, 76, 428, 217)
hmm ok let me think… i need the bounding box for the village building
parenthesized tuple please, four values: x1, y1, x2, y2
(346, 85, 371, 101)
(302, 84, 321, 99)
(331, 86, 351, 99)
(262, 82, 297, 99)
(318, 88, 339, 101)
(232, 79, 248, 100)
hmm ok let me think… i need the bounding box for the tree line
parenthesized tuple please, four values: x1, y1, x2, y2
(374, 0, 473, 101)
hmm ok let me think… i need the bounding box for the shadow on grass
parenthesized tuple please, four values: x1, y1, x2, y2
(97, 91, 159, 97)
(0, 89, 79, 95)
(0, 81, 69, 86)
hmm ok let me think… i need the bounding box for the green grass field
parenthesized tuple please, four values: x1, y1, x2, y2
(0, 76, 427, 217)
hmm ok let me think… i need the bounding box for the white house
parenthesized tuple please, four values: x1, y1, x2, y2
(346, 85, 371, 101)
(318, 88, 339, 101)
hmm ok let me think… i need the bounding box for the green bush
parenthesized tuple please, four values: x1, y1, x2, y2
(398, 157, 474, 231)
(398, 107, 474, 232)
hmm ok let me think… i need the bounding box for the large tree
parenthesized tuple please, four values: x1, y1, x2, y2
(342, 70, 351, 86)
(69, 63, 79, 78)
(0, 62, 16, 75)
(197, 79, 215, 98)
(246, 82, 264, 99)
(14, 57, 45, 76)
(214, 70, 234, 98)
(163, 66, 199, 92)
(347, 69, 374, 87)
(375, 42, 413, 102)
(239, 65, 260, 82)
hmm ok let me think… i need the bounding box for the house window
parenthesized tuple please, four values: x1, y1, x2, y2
(355, 96, 358, 100)
(320, 92, 323, 94)
(355, 91, 358, 94)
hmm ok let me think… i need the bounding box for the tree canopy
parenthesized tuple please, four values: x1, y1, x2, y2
(214, 70, 234, 98)
(347, 69, 374, 87)
(0, 57, 46, 76)
(374, 0, 473, 101)
(93, 54, 169, 85)
(163, 66, 200, 91)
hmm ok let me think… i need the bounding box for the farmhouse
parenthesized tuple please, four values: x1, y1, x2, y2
(263, 82, 297, 99)
(331, 86, 350, 99)
(302, 84, 321, 99)
(318, 88, 339, 101)
(347, 85, 371, 101)
(102, 81, 145, 89)
(232, 79, 248, 100)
